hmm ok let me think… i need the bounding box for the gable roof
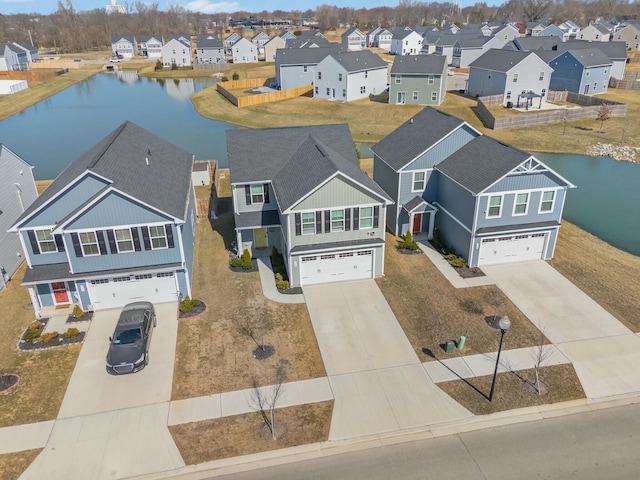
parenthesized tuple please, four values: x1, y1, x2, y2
(469, 49, 544, 72)
(560, 40, 627, 60)
(453, 35, 496, 48)
(139, 35, 163, 43)
(276, 46, 341, 66)
(560, 48, 612, 67)
(285, 37, 329, 48)
(371, 107, 471, 172)
(393, 29, 418, 40)
(15, 122, 193, 226)
(390, 54, 446, 74)
(111, 35, 135, 44)
(342, 27, 365, 38)
(324, 50, 387, 73)
(590, 23, 612, 34)
(196, 34, 222, 48)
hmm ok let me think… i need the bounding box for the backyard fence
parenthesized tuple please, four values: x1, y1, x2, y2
(217, 77, 312, 108)
(609, 72, 640, 90)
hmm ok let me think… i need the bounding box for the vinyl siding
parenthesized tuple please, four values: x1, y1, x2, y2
(434, 209, 472, 260)
(294, 176, 380, 211)
(548, 55, 610, 94)
(373, 155, 399, 233)
(485, 170, 566, 193)
(176, 270, 189, 298)
(181, 183, 197, 287)
(434, 173, 475, 229)
(278, 65, 316, 89)
(75, 279, 92, 310)
(475, 188, 566, 229)
(36, 283, 54, 307)
(234, 183, 278, 213)
(21, 230, 68, 266)
(389, 74, 445, 105)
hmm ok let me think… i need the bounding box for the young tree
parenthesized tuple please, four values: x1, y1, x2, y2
(529, 324, 554, 396)
(597, 102, 611, 134)
(249, 359, 287, 440)
(485, 288, 505, 323)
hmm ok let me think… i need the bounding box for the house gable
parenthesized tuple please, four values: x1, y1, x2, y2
(293, 175, 385, 211)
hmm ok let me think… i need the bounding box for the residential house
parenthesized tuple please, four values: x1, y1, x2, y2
(314, 50, 388, 101)
(451, 35, 505, 68)
(280, 31, 297, 41)
(613, 22, 640, 50)
(371, 107, 575, 267)
(195, 34, 225, 64)
(224, 32, 241, 54)
(463, 23, 493, 36)
(441, 23, 460, 34)
(9, 122, 197, 316)
(539, 24, 566, 40)
(578, 24, 611, 42)
(0, 44, 27, 71)
(0, 145, 38, 291)
(390, 29, 423, 55)
(275, 46, 341, 90)
(413, 25, 439, 37)
(161, 37, 192, 67)
(389, 55, 447, 105)
(138, 35, 163, 58)
(251, 31, 270, 57)
(11, 42, 39, 65)
(559, 20, 580, 39)
(231, 37, 258, 63)
(367, 27, 383, 47)
(111, 35, 137, 58)
(508, 36, 563, 51)
(559, 40, 627, 79)
(526, 21, 546, 36)
(285, 37, 329, 49)
(539, 48, 612, 95)
(434, 33, 464, 65)
(467, 49, 553, 105)
(298, 30, 327, 39)
(492, 24, 520, 44)
(342, 27, 366, 51)
(421, 30, 446, 54)
(263, 35, 286, 62)
(374, 28, 393, 52)
(226, 124, 392, 286)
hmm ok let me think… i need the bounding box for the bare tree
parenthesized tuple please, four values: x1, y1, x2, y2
(485, 288, 505, 322)
(529, 323, 554, 396)
(235, 303, 274, 353)
(521, 0, 553, 21)
(249, 359, 287, 440)
(597, 102, 611, 134)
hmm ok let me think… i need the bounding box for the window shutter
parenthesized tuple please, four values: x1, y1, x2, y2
(165, 224, 175, 248)
(141, 226, 152, 250)
(324, 210, 330, 233)
(295, 213, 301, 236)
(263, 184, 270, 204)
(97, 230, 108, 255)
(373, 206, 380, 228)
(353, 208, 359, 230)
(315, 211, 322, 234)
(27, 230, 40, 255)
(54, 234, 65, 253)
(106, 230, 117, 254)
(345, 209, 351, 231)
(71, 232, 83, 257)
(245, 185, 251, 205)
(132, 227, 142, 252)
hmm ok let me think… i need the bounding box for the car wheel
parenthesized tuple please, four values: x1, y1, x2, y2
(145, 351, 149, 366)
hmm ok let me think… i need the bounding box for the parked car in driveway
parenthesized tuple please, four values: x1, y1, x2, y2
(106, 302, 156, 375)
(109, 57, 122, 63)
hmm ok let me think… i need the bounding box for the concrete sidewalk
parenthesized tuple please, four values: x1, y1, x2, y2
(256, 257, 305, 304)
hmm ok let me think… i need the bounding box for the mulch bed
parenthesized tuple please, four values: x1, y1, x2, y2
(229, 259, 258, 273)
(253, 344, 275, 360)
(66, 312, 94, 323)
(455, 266, 486, 279)
(278, 286, 303, 295)
(19, 332, 86, 351)
(398, 248, 422, 255)
(178, 301, 207, 319)
(0, 374, 20, 395)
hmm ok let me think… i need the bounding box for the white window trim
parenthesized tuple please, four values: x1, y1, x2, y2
(148, 225, 168, 250)
(359, 206, 374, 229)
(80, 231, 100, 256)
(411, 171, 426, 192)
(512, 192, 530, 216)
(538, 190, 556, 213)
(486, 194, 503, 218)
(301, 212, 316, 235)
(36, 229, 57, 254)
(114, 228, 134, 253)
(330, 209, 345, 232)
(513, 73, 518, 83)
(250, 184, 265, 204)
(395, 76, 401, 84)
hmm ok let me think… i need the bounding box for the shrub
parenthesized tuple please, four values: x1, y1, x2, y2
(241, 248, 253, 270)
(451, 256, 467, 268)
(191, 299, 201, 308)
(399, 231, 418, 250)
(24, 329, 41, 342)
(65, 327, 80, 338)
(276, 280, 290, 290)
(180, 296, 193, 313)
(232, 71, 239, 80)
(154, 59, 163, 71)
(275, 272, 283, 282)
(445, 253, 458, 262)
(221, 75, 229, 82)
(171, 62, 178, 70)
(29, 320, 43, 332)
(230, 258, 243, 267)
(40, 331, 59, 343)
(72, 304, 84, 318)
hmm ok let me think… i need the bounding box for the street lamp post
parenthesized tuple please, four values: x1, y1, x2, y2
(489, 315, 511, 402)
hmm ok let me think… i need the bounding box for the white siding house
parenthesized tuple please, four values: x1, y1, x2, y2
(314, 51, 388, 102)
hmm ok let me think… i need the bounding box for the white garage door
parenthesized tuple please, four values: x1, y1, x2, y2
(300, 250, 373, 286)
(478, 233, 546, 266)
(89, 272, 178, 310)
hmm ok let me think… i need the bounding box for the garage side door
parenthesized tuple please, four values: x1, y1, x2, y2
(478, 233, 546, 266)
(300, 250, 373, 286)
(89, 272, 178, 310)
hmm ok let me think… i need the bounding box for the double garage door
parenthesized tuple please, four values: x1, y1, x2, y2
(478, 233, 547, 266)
(300, 250, 373, 286)
(88, 272, 178, 310)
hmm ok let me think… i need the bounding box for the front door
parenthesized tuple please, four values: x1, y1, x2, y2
(51, 282, 69, 304)
(412, 214, 422, 234)
(254, 228, 268, 249)
(397, 91, 406, 104)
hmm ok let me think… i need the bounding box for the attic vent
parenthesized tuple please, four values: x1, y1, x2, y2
(145, 157, 149, 166)
(410, 118, 414, 124)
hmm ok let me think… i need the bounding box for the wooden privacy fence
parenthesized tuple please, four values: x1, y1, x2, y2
(217, 77, 313, 107)
(609, 72, 640, 90)
(0, 70, 58, 82)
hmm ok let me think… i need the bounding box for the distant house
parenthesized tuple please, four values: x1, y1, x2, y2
(467, 49, 553, 106)
(275, 46, 340, 90)
(578, 24, 611, 42)
(11, 42, 39, 65)
(0, 145, 38, 291)
(421, 30, 446, 54)
(367, 27, 383, 47)
(434, 33, 461, 65)
(138, 35, 163, 58)
(559, 20, 581, 39)
(0, 44, 26, 71)
(285, 37, 329, 49)
(251, 31, 270, 57)
(374, 28, 393, 52)
(492, 24, 520, 44)
(227, 124, 392, 286)
(314, 51, 388, 101)
(540, 24, 567, 41)
(613, 22, 640, 50)
(231, 37, 258, 63)
(389, 55, 447, 105)
(463, 23, 493, 36)
(263, 35, 286, 62)
(195, 34, 225, 64)
(280, 31, 297, 41)
(451, 35, 505, 68)
(161, 37, 192, 67)
(540, 48, 612, 95)
(111, 35, 137, 58)
(559, 40, 627, 79)
(526, 22, 546, 37)
(390, 29, 423, 55)
(224, 32, 241, 54)
(9, 122, 197, 316)
(341, 27, 366, 51)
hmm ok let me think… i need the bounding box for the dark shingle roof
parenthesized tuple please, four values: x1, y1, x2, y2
(558, 48, 612, 67)
(16, 122, 193, 225)
(393, 29, 416, 40)
(325, 50, 387, 73)
(453, 35, 495, 48)
(196, 34, 222, 48)
(276, 46, 340, 65)
(285, 37, 329, 48)
(559, 40, 627, 60)
(435, 136, 532, 194)
(470, 49, 538, 71)
(111, 35, 135, 43)
(390, 54, 446, 74)
(371, 107, 468, 171)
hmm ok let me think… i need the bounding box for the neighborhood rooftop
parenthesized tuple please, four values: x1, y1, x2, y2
(327, 50, 387, 72)
(390, 54, 446, 74)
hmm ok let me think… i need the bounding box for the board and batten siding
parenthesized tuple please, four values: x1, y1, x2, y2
(485, 170, 565, 193)
(475, 188, 566, 229)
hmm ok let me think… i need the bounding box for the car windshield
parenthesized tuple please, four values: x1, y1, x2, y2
(112, 328, 142, 345)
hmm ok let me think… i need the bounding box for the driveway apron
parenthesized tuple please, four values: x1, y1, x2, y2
(304, 280, 472, 441)
(483, 262, 640, 398)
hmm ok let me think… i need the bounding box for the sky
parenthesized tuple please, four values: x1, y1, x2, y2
(0, 0, 477, 16)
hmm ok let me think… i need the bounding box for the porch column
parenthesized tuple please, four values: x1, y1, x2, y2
(235, 230, 243, 258)
(427, 211, 436, 240)
(28, 286, 42, 318)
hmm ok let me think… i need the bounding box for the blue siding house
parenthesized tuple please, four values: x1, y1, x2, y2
(9, 122, 197, 316)
(539, 48, 613, 95)
(372, 107, 575, 267)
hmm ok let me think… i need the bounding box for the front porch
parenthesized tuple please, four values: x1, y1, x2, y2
(234, 210, 282, 258)
(402, 196, 437, 239)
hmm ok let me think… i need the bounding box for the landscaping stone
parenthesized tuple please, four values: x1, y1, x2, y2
(586, 142, 639, 163)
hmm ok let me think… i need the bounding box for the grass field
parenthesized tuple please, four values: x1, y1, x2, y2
(0, 449, 42, 480)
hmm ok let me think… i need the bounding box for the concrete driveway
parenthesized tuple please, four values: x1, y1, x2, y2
(484, 261, 640, 398)
(57, 302, 179, 419)
(304, 280, 472, 440)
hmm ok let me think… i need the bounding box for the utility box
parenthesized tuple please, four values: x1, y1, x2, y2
(445, 341, 455, 353)
(457, 336, 466, 350)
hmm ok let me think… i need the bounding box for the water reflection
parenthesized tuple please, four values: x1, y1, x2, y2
(116, 70, 140, 84)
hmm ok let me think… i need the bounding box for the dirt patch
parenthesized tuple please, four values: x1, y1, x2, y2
(169, 400, 333, 465)
(0, 449, 43, 480)
(0, 375, 19, 395)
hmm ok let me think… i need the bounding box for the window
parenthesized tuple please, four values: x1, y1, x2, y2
(594, 82, 598, 90)
(427, 75, 434, 85)
(134, 273, 152, 280)
(365, 71, 368, 78)
(395, 75, 401, 84)
(301, 212, 315, 235)
(604, 67, 608, 74)
(431, 91, 437, 101)
(114, 228, 134, 253)
(90, 278, 109, 285)
(539, 190, 555, 212)
(487, 195, 502, 218)
(331, 210, 344, 232)
(338, 73, 343, 81)
(342, 89, 346, 97)
(413, 91, 419, 101)
(513, 193, 529, 215)
(542, 88, 546, 96)
(506, 91, 511, 100)
(315, 86, 318, 94)
(157, 272, 174, 278)
(359, 207, 373, 229)
(80, 231, 100, 256)
(303, 65, 308, 73)
(251, 184, 265, 203)
(326, 87, 330, 96)
(318, 71, 322, 80)
(538, 71, 544, 81)
(360, 86, 366, 94)
(36, 229, 57, 253)
(585, 68, 591, 77)
(412, 171, 426, 191)
(513, 73, 518, 83)
(148, 225, 168, 249)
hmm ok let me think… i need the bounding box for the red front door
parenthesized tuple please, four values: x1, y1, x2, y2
(412, 214, 422, 234)
(51, 282, 69, 304)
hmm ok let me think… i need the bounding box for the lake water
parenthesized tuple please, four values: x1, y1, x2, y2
(0, 71, 234, 181)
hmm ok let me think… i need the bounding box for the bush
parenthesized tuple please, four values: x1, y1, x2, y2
(232, 71, 239, 80)
(29, 320, 43, 332)
(23, 329, 41, 342)
(276, 280, 290, 290)
(230, 258, 243, 267)
(191, 299, 201, 308)
(40, 331, 59, 343)
(275, 272, 283, 282)
(241, 248, 253, 270)
(154, 60, 163, 71)
(221, 75, 229, 82)
(72, 304, 84, 319)
(451, 256, 467, 268)
(180, 296, 193, 313)
(171, 62, 178, 70)
(398, 231, 418, 250)
(65, 327, 80, 338)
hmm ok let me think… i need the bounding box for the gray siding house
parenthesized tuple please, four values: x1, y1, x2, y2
(614, 22, 640, 50)
(375, 29, 393, 52)
(0, 145, 38, 291)
(195, 34, 225, 64)
(231, 37, 258, 63)
(227, 125, 392, 287)
(451, 35, 505, 67)
(540, 48, 612, 95)
(139, 35, 163, 58)
(9, 122, 197, 317)
(372, 107, 575, 267)
(275, 46, 340, 90)
(389, 55, 447, 105)
(263, 35, 285, 62)
(111, 35, 137, 58)
(224, 32, 241, 54)
(342, 27, 366, 50)
(162, 37, 192, 67)
(314, 51, 388, 101)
